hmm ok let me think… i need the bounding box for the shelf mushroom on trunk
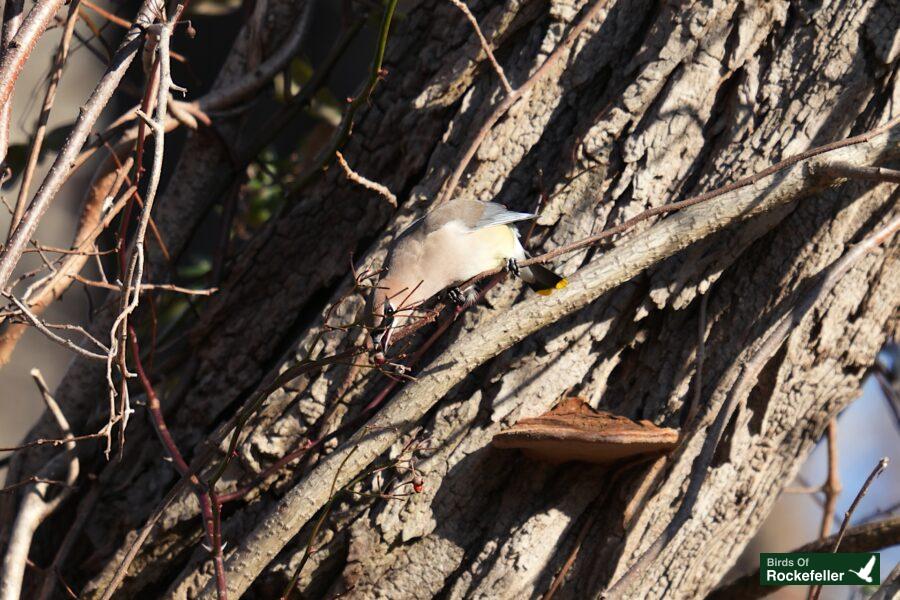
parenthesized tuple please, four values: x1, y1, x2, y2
(492, 397, 679, 464)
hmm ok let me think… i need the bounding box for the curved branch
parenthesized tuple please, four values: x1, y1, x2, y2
(195, 0, 313, 112)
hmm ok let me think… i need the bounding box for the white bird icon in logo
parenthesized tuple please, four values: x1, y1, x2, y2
(848, 555, 876, 583)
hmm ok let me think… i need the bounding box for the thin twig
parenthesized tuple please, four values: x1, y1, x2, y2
(0, 477, 71, 494)
(335, 150, 397, 207)
(290, 0, 398, 193)
(9, 0, 82, 238)
(808, 418, 842, 600)
(97, 479, 185, 600)
(818, 162, 900, 184)
(820, 420, 842, 538)
(810, 457, 889, 600)
(71, 273, 217, 296)
(449, 0, 512, 95)
(436, 0, 608, 205)
(2, 292, 108, 360)
(830, 457, 890, 552)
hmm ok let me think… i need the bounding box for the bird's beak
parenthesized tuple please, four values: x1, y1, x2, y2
(377, 324, 394, 354)
(367, 321, 394, 365)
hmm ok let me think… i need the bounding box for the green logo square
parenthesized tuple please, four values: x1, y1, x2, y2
(760, 553, 880, 586)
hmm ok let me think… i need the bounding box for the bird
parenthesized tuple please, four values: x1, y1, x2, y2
(365, 199, 567, 354)
(848, 555, 876, 583)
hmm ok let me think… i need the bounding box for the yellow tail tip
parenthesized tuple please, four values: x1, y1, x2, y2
(537, 278, 568, 296)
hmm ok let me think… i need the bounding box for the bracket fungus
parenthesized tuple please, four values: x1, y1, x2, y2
(492, 397, 678, 464)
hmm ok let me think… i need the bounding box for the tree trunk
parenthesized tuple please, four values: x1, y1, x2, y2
(11, 0, 899, 598)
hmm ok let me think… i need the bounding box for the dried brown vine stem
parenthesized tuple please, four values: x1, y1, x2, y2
(8, 0, 82, 238)
(106, 3, 184, 457)
(0, 1, 157, 293)
(449, 0, 512, 95)
(820, 420, 842, 537)
(197, 109, 900, 600)
(0, 369, 78, 600)
(808, 418, 842, 600)
(435, 0, 608, 205)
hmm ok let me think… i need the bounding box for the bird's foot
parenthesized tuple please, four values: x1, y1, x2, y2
(446, 286, 479, 310)
(447, 287, 468, 306)
(505, 258, 521, 278)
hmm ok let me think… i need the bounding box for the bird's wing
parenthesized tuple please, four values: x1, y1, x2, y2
(394, 215, 425, 242)
(473, 202, 536, 230)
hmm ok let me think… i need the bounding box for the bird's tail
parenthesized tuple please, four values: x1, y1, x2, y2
(520, 264, 568, 296)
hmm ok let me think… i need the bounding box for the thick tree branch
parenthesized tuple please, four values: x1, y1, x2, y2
(0, 0, 23, 166)
(0, 0, 66, 114)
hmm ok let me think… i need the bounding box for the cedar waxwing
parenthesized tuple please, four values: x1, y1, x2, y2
(366, 199, 567, 353)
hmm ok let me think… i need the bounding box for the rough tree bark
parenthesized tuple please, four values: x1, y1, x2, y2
(7, 0, 899, 599)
